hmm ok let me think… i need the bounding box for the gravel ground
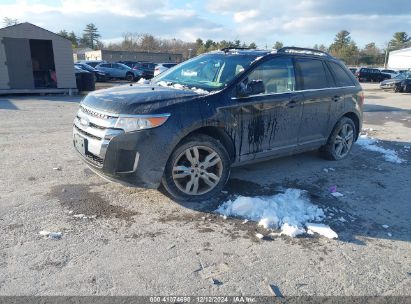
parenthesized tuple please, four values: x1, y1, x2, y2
(0, 83, 410, 296)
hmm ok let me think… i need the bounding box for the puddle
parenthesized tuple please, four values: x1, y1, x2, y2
(48, 184, 139, 221)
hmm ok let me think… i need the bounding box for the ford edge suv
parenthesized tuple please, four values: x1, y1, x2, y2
(73, 47, 364, 201)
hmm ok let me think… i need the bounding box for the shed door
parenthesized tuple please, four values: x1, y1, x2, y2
(3, 38, 34, 89)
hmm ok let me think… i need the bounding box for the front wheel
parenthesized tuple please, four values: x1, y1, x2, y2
(125, 73, 134, 82)
(320, 117, 356, 161)
(162, 135, 231, 201)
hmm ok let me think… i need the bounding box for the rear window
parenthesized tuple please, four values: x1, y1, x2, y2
(296, 59, 329, 90)
(328, 62, 355, 87)
(164, 63, 176, 68)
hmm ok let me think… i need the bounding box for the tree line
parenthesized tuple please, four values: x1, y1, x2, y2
(3, 17, 410, 66)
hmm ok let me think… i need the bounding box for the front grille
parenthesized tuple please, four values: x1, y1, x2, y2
(85, 152, 104, 167)
(74, 124, 102, 141)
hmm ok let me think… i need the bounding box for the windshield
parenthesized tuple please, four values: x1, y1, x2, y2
(79, 64, 95, 72)
(152, 53, 259, 91)
(393, 73, 411, 80)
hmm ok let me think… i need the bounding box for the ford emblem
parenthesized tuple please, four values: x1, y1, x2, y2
(80, 117, 90, 127)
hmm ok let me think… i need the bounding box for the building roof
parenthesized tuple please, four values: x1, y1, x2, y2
(0, 22, 70, 42)
(389, 47, 411, 55)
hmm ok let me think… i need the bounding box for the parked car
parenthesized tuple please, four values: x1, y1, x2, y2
(131, 62, 156, 79)
(380, 69, 398, 79)
(117, 61, 156, 79)
(76, 60, 107, 68)
(95, 63, 142, 81)
(73, 47, 363, 201)
(355, 68, 389, 82)
(348, 67, 357, 75)
(380, 72, 411, 92)
(154, 63, 178, 76)
(75, 63, 107, 82)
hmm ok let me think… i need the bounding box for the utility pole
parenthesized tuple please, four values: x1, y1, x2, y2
(384, 42, 391, 69)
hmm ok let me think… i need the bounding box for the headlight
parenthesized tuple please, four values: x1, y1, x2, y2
(114, 115, 170, 132)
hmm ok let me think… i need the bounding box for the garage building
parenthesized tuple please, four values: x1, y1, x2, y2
(0, 22, 76, 94)
(84, 49, 183, 63)
(388, 47, 411, 70)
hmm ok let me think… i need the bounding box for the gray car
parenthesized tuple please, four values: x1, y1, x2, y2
(95, 63, 142, 81)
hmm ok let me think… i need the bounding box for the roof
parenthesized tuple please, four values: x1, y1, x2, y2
(210, 46, 336, 59)
(0, 22, 71, 42)
(389, 47, 411, 55)
(211, 49, 272, 56)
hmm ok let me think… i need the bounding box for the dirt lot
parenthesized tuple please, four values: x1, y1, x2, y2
(0, 83, 410, 296)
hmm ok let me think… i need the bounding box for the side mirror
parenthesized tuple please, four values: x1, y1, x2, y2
(237, 79, 265, 97)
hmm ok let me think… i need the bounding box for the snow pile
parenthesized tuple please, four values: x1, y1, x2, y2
(157, 81, 210, 95)
(356, 134, 404, 164)
(306, 223, 338, 239)
(216, 189, 337, 238)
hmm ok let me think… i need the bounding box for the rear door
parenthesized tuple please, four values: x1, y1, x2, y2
(325, 61, 358, 128)
(294, 58, 333, 147)
(3, 38, 34, 89)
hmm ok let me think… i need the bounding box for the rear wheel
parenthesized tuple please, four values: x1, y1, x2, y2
(162, 135, 231, 201)
(321, 117, 356, 161)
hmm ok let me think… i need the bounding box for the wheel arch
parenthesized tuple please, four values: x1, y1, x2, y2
(341, 112, 360, 140)
(173, 126, 236, 163)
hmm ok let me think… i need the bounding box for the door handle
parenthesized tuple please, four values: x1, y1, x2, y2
(333, 95, 342, 102)
(286, 100, 298, 108)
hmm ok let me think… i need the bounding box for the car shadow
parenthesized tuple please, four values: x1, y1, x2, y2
(364, 104, 411, 113)
(173, 138, 411, 246)
(0, 99, 19, 110)
(0, 95, 82, 103)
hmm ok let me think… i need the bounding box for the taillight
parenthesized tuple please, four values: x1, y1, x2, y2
(358, 91, 364, 106)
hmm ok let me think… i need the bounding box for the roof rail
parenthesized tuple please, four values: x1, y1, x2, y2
(220, 47, 252, 53)
(277, 47, 332, 58)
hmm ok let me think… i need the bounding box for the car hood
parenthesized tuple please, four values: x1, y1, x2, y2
(380, 78, 402, 85)
(81, 84, 202, 114)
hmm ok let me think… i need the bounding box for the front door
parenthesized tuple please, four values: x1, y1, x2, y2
(3, 38, 34, 89)
(226, 56, 303, 162)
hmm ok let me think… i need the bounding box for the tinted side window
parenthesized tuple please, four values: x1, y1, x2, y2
(296, 59, 329, 90)
(328, 62, 355, 87)
(247, 57, 296, 94)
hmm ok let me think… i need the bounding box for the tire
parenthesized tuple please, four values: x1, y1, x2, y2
(394, 85, 403, 93)
(162, 134, 231, 201)
(320, 117, 356, 161)
(126, 73, 134, 82)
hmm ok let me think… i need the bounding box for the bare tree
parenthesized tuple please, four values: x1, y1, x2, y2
(3, 17, 18, 27)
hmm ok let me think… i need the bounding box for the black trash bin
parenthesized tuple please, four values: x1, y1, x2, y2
(75, 69, 95, 92)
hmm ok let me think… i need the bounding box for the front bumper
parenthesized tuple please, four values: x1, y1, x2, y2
(72, 105, 171, 189)
(380, 82, 397, 90)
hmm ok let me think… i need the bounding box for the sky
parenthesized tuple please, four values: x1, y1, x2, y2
(1, 0, 410, 49)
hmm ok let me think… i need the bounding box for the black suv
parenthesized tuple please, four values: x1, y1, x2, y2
(355, 67, 389, 82)
(73, 47, 363, 201)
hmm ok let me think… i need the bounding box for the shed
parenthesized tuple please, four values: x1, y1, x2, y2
(0, 22, 77, 94)
(388, 47, 411, 70)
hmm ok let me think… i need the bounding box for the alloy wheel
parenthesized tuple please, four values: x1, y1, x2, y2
(172, 146, 223, 195)
(334, 123, 354, 158)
